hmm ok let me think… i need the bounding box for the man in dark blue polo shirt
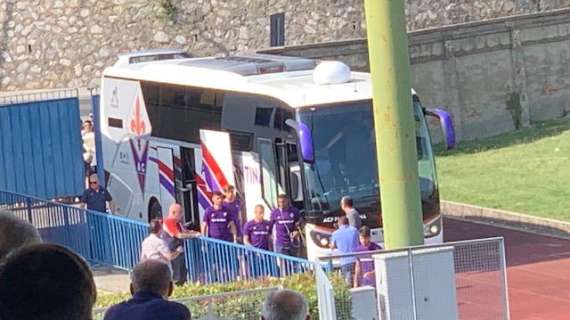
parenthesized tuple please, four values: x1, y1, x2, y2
(104, 259, 191, 320)
(80, 174, 113, 213)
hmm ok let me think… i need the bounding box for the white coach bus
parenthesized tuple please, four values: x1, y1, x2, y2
(99, 53, 455, 260)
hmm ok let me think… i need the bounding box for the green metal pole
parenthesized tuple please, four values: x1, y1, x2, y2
(364, 0, 424, 248)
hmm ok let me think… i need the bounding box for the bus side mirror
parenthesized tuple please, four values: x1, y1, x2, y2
(285, 119, 315, 163)
(425, 108, 456, 150)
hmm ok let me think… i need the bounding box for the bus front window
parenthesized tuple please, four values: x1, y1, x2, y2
(298, 99, 439, 228)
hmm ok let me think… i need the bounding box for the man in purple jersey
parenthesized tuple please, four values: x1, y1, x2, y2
(243, 205, 273, 250)
(201, 192, 238, 281)
(270, 194, 302, 257)
(202, 192, 237, 243)
(243, 205, 275, 277)
(223, 185, 243, 243)
(354, 226, 382, 287)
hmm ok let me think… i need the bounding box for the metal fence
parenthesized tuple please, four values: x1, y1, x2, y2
(0, 191, 147, 269)
(1, 190, 351, 319)
(319, 237, 510, 320)
(185, 237, 314, 284)
(92, 287, 280, 320)
(0, 94, 84, 199)
(0, 190, 318, 277)
(0, 89, 78, 106)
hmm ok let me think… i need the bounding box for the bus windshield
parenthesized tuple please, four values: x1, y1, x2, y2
(298, 99, 437, 221)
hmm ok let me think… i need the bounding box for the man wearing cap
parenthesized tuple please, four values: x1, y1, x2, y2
(80, 174, 113, 213)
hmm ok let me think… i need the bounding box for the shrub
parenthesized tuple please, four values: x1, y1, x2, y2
(95, 272, 352, 319)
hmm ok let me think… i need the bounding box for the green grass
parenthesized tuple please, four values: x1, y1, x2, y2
(435, 119, 570, 221)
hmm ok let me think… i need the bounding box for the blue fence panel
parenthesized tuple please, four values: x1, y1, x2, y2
(0, 98, 84, 200)
(0, 195, 91, 259)
(1, 190, 315, 283)
(0, 190, 148, 271)
(184, 237, 314, 285)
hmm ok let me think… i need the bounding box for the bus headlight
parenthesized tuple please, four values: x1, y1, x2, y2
(430, 224, 439, 235)
(424, 217, 442, 238)
(310, 228, 333, 249)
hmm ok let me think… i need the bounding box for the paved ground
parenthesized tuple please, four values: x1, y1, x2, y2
(445, 218, 570, 320)
(94, 216, 570, 320)
(93, 265, 130, 294)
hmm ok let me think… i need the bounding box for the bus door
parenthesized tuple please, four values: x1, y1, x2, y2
(156, 147, 176, 216)
(276, 140, 304, 208)
(179, 147, 200, 229)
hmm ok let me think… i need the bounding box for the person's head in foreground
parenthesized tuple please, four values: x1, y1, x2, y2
(130, 259, 174, 298)
(105, 260, 191, 320)
(261, 289, 309, 320)
(0, 210, 41, 260)
(0, 244, 96, 320)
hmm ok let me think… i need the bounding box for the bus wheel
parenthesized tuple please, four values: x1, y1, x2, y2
(148, 199, 162, 221)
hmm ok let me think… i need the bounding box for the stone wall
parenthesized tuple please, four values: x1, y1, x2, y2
(263, 9, 570, 141)
(1, 0, 569, 91)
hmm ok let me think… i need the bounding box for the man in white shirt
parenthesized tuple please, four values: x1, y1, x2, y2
(141, 219, 182, 266)
(82, 120, 97, 174)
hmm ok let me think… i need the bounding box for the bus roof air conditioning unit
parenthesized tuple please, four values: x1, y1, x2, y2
(313, 61, 351, 85)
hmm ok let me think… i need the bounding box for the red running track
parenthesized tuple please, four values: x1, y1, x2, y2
(444, 218, 570, 320)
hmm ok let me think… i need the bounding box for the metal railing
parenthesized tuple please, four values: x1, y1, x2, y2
(0, 190, 314, 279)
(87, 87, 100, 96)
(0, 191, 147, 269)
(1, 190, 348, 319)
(93, 287, 280, 320)
(185, 237, 314, 284)
(0, 89, 78, 106)
(315, 263, 338, 320)
(318, 237, 510, 320)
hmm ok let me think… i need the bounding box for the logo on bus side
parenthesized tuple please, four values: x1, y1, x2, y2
(129, 95, 150, 193)
(130, 96, 146, 137)
(110, 86, 119, 108)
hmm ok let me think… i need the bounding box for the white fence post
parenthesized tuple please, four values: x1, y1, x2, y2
(314, 262, 338, 320)
(499, 238, 511, 320)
